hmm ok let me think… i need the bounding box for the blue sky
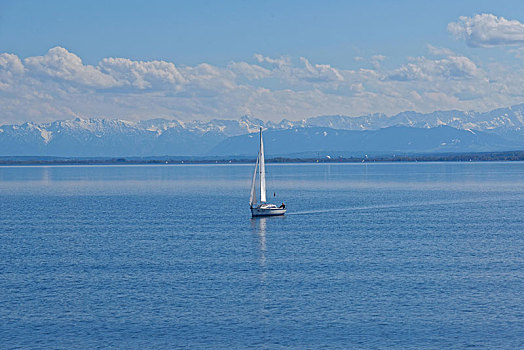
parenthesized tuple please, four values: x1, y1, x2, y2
(0, 0, 523, 123)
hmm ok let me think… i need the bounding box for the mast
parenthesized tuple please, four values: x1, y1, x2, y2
(259, 127, 266, 202)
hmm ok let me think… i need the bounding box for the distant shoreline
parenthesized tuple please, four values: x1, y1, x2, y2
(0, 150, 523, 165)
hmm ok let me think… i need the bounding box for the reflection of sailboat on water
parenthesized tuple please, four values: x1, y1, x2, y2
(249, 128, 286, 217)
(251, 217, 269, 317)
(251, 217, 267, 267)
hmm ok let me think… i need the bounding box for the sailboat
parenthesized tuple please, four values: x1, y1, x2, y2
(250, 128, 286, 217)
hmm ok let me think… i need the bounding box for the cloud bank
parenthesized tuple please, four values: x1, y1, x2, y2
(1, 29, 524, 124)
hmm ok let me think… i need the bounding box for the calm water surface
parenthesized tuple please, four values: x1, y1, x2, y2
(0, 162, 523, 349)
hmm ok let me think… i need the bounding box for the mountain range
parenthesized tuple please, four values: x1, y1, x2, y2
(1, 104, 523, 157)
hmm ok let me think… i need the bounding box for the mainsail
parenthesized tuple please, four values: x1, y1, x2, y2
(249, 155, 259, 206)
(259, 128, 266, 203)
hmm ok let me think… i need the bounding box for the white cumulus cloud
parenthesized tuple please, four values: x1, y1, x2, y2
(228, 61, 271, 80)
(0, 53, 25, 90)
(98, 57, 186, 90)
(254, 54, 291, 69)
(448, 13, 524, 47)
(299, 57, 344, 83)
(0, 53, 25, 74)
(388, 54, 481, 81)
(24, 47, 119, 88)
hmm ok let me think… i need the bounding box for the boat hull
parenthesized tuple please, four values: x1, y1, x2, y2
(251, 207, 286, 217)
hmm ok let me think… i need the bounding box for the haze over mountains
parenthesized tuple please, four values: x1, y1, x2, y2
(1, 104, 523, 157)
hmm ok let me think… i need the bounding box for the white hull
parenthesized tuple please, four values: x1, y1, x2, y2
(251, 206, 286, 217)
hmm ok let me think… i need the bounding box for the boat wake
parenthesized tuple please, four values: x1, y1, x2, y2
(287, 196, 524, 215)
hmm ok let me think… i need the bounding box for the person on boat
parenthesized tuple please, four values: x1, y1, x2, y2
(279, 203, 285, 209)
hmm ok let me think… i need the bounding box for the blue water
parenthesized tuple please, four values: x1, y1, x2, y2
(0, 162, 523, 349)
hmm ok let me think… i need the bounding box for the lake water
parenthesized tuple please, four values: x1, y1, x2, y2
(0, 162, 523, 349)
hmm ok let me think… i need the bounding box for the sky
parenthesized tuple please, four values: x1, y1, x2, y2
(0, 0, 523, 124)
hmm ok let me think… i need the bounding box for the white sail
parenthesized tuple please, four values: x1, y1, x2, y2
(259, 128, 266, 203)
(249, 155, 259, 206)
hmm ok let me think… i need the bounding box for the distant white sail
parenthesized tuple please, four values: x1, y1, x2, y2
(249, 155, 259, 206)
(259, 128, 266, 203)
